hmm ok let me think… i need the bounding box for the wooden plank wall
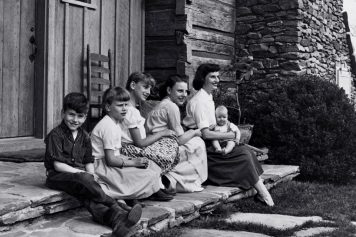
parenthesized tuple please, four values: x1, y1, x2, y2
(145, 0, 179, 85)
(186, 0, 236, 85)
(145, 0, 236, 88)
(0, 0, 36, 138)
(46, 0, 145, 132)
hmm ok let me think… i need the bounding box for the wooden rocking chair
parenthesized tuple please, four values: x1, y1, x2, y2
(84, 44, 113, 131)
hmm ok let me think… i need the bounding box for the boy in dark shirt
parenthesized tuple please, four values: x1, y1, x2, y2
(44, 92, 141, 237)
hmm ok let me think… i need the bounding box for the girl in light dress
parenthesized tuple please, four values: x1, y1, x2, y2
(119, 72, 180, 176)
(145, 75, 208, 193)
(91, 87, 162, 200)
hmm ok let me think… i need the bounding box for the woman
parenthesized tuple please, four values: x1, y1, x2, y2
(146, 75, 207, 193)
(183, 64, 274, 206)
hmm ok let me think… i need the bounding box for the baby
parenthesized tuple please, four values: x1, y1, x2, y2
(211, 105, 241, 155)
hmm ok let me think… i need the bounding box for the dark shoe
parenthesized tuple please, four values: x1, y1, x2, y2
(112, 204, 142, 237)
(125, 199, 145, 208)
(161, 175, 176, 195)
(161, 188, 176, 196)
(149, 189, 173, 201)
(161, 175, 171, 188)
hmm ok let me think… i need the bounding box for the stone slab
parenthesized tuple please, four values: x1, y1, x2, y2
(143, 199, 196, 217)
(0, 209, 110, 237)
(226, 213, 323, 230)
(226, 188, 257, 203)
(141, 205, 171, 226)
(172, 192, 221, 209)
(180, 228, 272, 237)
(293, 227, 336, 237)
(0, 148, 45, 162)
(261, 164, 300, 183)
(0, 162, 78, 224)
(0, 163, 72, 210)
(0, 161, 300, 236)
(203, 186, 243, 200)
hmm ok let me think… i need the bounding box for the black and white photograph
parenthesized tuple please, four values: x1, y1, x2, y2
(0, 0, 355, 236)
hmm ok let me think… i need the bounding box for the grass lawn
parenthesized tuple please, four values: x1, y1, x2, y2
(148, 181, 356, 237)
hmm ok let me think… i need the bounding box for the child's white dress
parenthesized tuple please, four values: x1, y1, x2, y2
(91, 115, 161, 199)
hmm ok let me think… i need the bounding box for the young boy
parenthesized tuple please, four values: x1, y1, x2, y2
(211, 105, 241, 155)
(44, 92, 141, 237)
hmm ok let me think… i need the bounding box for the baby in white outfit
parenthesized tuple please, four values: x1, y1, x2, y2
(211, 105, 241, 155)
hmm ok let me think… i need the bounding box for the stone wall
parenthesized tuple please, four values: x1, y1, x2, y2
(235, 0, 353, 82)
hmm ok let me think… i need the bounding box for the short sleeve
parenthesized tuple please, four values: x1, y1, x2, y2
(82, 134, 94, 164)
(125, 107, 145, 129)
(101, 125, 121, 150)
(166, 103, 184, 136)
(192, 104, 210, 129)
(45, 131, 68, 164)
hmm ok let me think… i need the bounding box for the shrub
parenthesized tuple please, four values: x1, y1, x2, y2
(224, 75, 356, 184)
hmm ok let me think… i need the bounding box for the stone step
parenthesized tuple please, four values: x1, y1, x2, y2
(225, 213, 336, 237)
(0, 137, 45, 153)
(0, 161, 300, 235)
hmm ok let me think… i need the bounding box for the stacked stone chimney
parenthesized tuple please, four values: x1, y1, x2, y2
(235, 0, 352, 82)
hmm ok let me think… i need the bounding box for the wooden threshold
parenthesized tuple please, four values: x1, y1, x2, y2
(0, 137, 45, 153)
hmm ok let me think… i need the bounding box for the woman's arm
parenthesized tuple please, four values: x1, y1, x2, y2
(130, 127, 175, 148)
(201, 127, 235, 141)
(177, 129, 201, 145)
(104, 149, 148, 168)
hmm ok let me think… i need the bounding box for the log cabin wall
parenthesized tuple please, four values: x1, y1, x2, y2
(145, 0, 236, 89)
(45, 0, 145, 133)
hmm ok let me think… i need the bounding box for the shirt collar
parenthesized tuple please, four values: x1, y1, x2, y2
(200, 88, 213, 101)
(59, 121, 83, 141)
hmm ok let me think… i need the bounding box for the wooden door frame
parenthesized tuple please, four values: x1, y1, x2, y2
(33, 0, 47, 138)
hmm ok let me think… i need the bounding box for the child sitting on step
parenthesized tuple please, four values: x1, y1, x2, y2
(44, 92, 141, 237)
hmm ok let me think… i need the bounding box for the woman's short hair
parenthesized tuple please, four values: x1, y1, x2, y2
(102, 87, 130, 111)
(192, 63, 220, 90)
(159, 74, 188, 99)
(125, 72, 156, 91)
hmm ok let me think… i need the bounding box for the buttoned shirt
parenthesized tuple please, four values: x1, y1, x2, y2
(44, 121, 93, 171)
(183, 89, 216, 129)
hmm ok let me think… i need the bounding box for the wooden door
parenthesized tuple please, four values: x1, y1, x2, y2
(0, 0, 36, 138)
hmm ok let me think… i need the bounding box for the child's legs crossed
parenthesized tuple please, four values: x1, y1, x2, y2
(46, 171, 127, 227)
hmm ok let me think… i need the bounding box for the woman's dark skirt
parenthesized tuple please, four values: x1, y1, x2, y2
(205, 144, 263, 190)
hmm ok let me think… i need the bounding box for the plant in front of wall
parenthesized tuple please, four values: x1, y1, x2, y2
(241, 74, 356, 184)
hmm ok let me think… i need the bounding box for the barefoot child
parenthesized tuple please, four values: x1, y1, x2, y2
(211, 105, 241, 155)
(44, 92, 141, 237)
